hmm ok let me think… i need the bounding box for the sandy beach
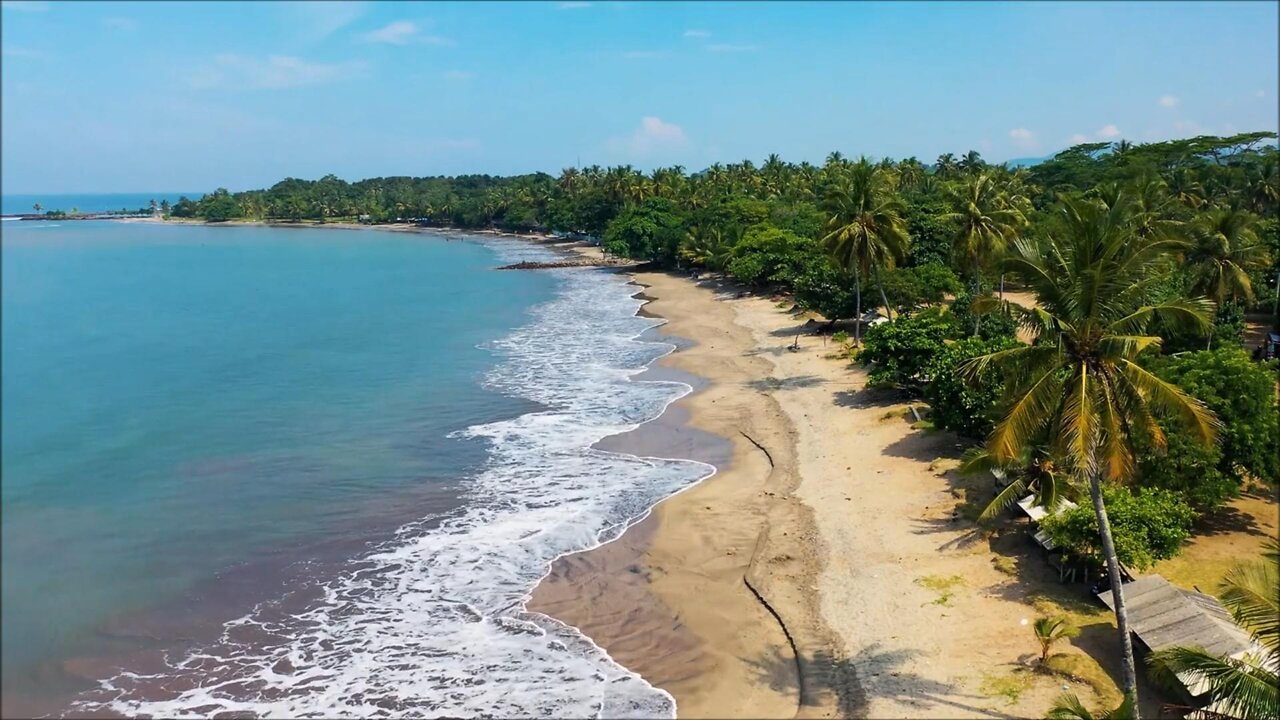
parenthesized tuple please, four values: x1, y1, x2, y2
(532, 254, 1140, 719)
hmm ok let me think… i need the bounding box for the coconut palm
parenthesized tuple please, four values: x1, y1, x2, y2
(1047, 693, 1136, 720)
(963, 193, 1221, 715)
(942, 172, 1028, 328)
(1185, 208, 1269, 307)
(1035, 616, 1081, 666)
(1147, 540, 1278, 720)
(819, 158, 910, 343)
(960, 442, 1078, 523)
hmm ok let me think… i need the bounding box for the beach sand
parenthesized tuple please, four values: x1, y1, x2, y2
(533, 263, 1130, 719)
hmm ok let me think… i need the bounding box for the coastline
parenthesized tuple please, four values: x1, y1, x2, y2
(530, 271, 846, 718)
(81, 219, 1136, 717)
(535, 258, 1134, 718)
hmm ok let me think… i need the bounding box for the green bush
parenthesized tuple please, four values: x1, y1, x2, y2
(950, 290, 1019, 340)
(859, 308, 960, 390)
(794, 261, 860, 321)
(1137, 428, 1236, 511)
(1041, 485, 1196, 570)
(602, 198, 688, 263)
(1151, 349, 1279, 488)
(922, 335, 1019, 439)
(725, 225, 819, 287)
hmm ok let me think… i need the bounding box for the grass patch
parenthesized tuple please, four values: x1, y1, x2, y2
(991, 555, 1018, 575)
(979, 669, 1034, 705)
(916, 574, 965, 606)
(1045, 652, 1123, 709)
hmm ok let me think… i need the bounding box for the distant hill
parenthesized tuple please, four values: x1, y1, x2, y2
(1004, 154, 1055, 168)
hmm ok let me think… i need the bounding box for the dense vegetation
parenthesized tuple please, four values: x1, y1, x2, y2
(171, 131, 1279, 718)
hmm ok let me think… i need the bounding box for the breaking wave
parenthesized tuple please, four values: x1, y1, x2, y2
(81, 236, 712, 718)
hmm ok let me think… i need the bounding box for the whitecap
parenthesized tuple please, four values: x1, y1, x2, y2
(82, 236, 712, 719)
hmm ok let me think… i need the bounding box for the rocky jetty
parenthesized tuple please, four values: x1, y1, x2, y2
(496, 257, 639, 270)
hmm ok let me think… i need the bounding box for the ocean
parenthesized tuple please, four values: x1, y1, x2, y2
(0, 220, 711, 717)
(2, 193, 201, 216)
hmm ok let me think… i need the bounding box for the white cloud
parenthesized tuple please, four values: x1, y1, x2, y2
(1069, 133, 1089, 145)
(1096, 124, 1121, 139)
(1, 1, 49, 11)
(358, 20, 451, 46)
(443, 70, 473, 80)
(610, 116, 689, 157)
(684, 29, 710, 38)
(1008, 127, 1037, 150)
(557, 1, 592, 8)
(186, 54, 367, 90)
(707, 43, 757, 53)
(1158, 95, 1179, 108)
(102, 16, 137, 31)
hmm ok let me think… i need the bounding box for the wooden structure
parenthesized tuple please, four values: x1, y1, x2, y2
(1096, 574, 1254, 701)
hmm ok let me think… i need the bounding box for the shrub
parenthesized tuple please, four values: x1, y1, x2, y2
(1152, 348, 1279, 488)
(794, 261, 860, 321)
(866, 264, 964, 316)
(602, 198, 687, 263)
(725, 225, 819, 287)
(859, 308, 960, 390)
(1137, 428, 1236, 511)
(923, 335, 1019, 439)
(1041, 485, 1196, 570)
(950, 290, 1018, 340)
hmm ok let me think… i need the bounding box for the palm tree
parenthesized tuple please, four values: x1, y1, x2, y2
(1047, 693, 1136, 720)
(820, 159, 910, 343)
(1185, 208, 1269, 307)
(32, 202, 42, 214)
(1035, 616, 1080, 666)
(961, 443, 1078, 523)
(1148, 540, 1278, 720)
(942, 172, 1028, 328)
(935, 152, 958, 178)
(958, 149, 986, 175)
(963, 194, 1221, 715)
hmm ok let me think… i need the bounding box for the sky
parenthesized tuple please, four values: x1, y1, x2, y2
(2, 0, 1277, 194)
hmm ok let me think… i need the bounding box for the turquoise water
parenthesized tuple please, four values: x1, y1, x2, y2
(2, 193, 199, 215)
(0, 221, 555, 706)
(1, 220, 709, 718)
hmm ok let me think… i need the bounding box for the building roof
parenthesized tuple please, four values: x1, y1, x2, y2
(1096, 574, 1255, 697)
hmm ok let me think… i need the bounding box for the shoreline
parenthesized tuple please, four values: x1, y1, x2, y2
(536, 259, 1134, 718)
(51, 217, 1149, 717)
(530, 262, 849, 718)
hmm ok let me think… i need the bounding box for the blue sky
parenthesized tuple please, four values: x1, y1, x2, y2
(2, 0, 1276, 193)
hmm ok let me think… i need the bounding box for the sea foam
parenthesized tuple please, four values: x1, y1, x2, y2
(83, 236, 712, 718)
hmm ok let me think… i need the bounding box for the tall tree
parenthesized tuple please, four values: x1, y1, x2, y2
(964, 194, 1220, 715)
(1185, 207, 1269, 306)
(820, 159, 910, 343)
(943, 172, 1028, 329)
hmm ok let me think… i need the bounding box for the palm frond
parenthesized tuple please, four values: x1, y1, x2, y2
(1117, 359, 1220, 445)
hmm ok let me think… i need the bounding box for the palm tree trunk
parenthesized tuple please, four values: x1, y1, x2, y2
(872, 263, 894, 322)
(999, 273, 1005, 301)
(853, 271, 863, 347)
(1088, 474, 1141, 718)
(972, 269, 982, 337)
